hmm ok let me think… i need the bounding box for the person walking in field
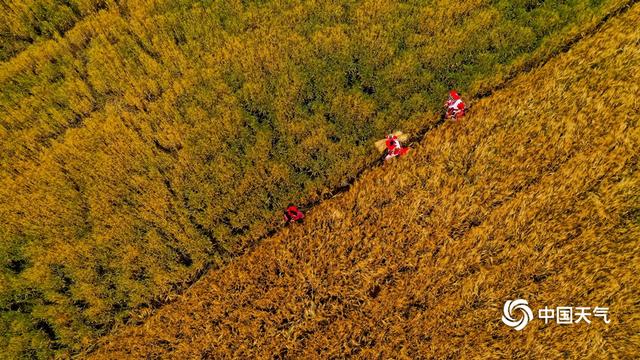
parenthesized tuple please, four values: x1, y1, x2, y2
(445, 90, 466, 121)
(284, 204, 305, 223)
(384, 133, 410, 161)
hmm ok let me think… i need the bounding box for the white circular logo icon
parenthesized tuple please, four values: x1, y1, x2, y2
(502, 299, 534, 331)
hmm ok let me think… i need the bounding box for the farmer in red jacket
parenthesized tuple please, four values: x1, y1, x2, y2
(284, 205, 305, 223)
(384, 134, 410, 161)
(445, 90, 466, 120)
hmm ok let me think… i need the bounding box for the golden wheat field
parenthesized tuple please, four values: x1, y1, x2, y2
(87, 3, 640, 359)
(8, 1, 640, 357)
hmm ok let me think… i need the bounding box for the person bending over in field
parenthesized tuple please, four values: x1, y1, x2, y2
(284, 204, 305, 223)
(445, 90, 466, 121)
(385, 134, 410, 161)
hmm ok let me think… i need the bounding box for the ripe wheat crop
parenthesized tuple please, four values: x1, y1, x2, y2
(1, 0, 637, 357)
(87, 3, 640, 359)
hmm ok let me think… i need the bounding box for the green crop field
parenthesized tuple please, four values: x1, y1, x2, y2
(1, 0, 638, 358)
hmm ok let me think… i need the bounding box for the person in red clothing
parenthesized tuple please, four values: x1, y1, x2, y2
(284, 204, 305, 223)
(384, 134, 410, 161)
(385, 134, 401, 152)
(445, 90, 466, 120)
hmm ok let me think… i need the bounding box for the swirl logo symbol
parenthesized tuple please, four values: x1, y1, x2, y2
(502, 299, 534, 331)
